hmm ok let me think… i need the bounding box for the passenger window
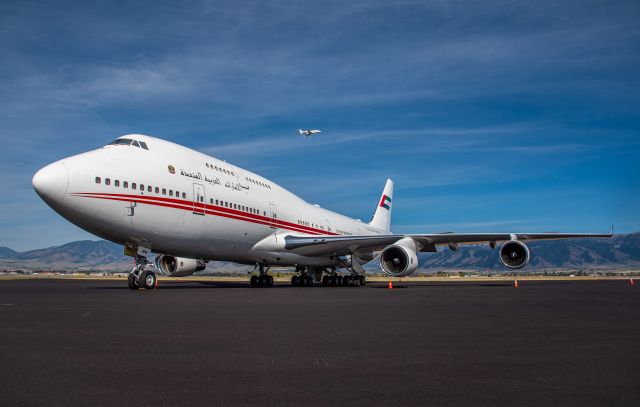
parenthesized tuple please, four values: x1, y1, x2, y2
(105, 178, 111, 186)
(115, 180, 120, 187)
(162, 188, 166, 195)
(95, 177, 101, 184)
(140, 184, 144, 191)
(215, 199, 219, 205)
(123, 181, 128, 188)
(233, 204, 237, 209)
(210, 198, 213, 204)
(139, 141, 149, 150)
(169, 190, 173, 196)
(175, 190, 179, 197)
(200, 196, 203, 203)
(182, 192, 186, 198)
(147, 185, 152, 192)
(132, 183, 137, 190)
(155, 187, 159, 193)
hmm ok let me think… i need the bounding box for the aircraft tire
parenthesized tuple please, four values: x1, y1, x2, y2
(250, 275, 258, 287)
(267, 275, 274, 287)
(140, 270, 156, 290)
(359, 275, 366, 286)
(305, 276, 313, 286)
(322, 275, 328, 286)
(291, 276, 298, 286)
(127, 273, 139, 289)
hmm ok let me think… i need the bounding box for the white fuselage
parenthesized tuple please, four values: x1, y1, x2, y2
(33, 134, 384, 267)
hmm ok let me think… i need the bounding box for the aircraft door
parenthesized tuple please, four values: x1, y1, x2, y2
(268, 203, 278, 229)
(192, 183, 205, 215)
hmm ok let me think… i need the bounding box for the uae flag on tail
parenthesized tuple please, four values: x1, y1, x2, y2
(379, 194, 391, 210)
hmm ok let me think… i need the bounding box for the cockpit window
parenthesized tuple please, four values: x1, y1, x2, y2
(108, 138, 149, 150)
(110, 138, 133, 146)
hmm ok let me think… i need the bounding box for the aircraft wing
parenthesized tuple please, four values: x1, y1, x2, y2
(283, 231, 613, 257)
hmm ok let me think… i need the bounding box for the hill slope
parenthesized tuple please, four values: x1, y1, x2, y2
(1, 233, 638, 272)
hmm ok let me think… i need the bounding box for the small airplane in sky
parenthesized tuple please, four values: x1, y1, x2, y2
(297, 129, 322, 137)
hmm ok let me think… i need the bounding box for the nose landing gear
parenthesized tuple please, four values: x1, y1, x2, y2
(128, 254, 156, 290)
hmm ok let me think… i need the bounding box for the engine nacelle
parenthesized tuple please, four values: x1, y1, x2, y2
(499, 240, 530, 269)
(154, 255, 206, 277)
(379, 237, 419, 277)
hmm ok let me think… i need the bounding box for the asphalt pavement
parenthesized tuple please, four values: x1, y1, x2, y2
(1, 278, 638, 406)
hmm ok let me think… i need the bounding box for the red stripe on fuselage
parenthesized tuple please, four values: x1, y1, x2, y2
(70, 192, 338, 236)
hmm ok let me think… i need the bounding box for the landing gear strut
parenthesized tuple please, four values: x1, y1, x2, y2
(250, 264, 274, 287)
(128, 255, 156, 290)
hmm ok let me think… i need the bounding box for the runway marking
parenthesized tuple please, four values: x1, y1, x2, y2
(0, 303, 13, 306)
(81, 312, 91, 317)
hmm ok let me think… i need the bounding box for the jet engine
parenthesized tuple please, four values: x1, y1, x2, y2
(154, 255, 206, 277)
(379, 237, 419, 277)
(499, 241, 530, 269)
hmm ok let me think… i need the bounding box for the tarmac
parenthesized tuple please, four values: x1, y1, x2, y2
(1, 278, 638, 406)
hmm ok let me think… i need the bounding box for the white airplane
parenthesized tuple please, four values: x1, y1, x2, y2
(32, 134, 611, 290)
(297, 129, 321, 137)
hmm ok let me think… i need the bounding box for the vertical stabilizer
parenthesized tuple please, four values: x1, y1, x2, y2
(369, 179, 393, 232)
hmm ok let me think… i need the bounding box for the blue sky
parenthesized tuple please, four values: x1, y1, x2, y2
(1, 0, 639, 251)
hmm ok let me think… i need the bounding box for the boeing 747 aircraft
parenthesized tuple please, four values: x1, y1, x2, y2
(32, 134, 611, 289)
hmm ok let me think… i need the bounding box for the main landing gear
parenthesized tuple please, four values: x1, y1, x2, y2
(290, 267, 365, 287)
(321, 273, 365, 287)
(128, 255, 157, 290)
(291, 266, 314, 286)
(250, 264, 274, 288)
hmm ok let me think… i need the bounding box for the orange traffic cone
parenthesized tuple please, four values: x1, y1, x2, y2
(630, 278, 635, 286)
(388, 279, 393, 289)
(514, 279, 519, 288)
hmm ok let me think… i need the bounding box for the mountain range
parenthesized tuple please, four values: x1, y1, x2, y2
(1, 233, 639, 273)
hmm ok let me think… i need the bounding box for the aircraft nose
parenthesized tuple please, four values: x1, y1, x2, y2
(32, 161, 69, 203)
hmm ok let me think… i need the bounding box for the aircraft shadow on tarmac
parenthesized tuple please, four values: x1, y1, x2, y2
(87, 281, 543, 290)
(87, 281, 380, 290)
(88, 281, 410, 290)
